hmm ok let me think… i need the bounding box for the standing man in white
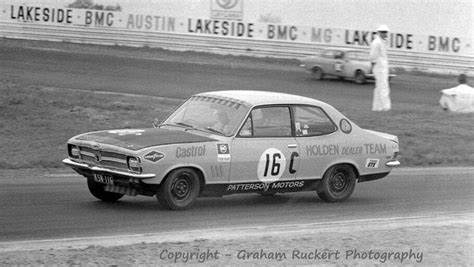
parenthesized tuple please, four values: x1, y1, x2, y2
(369, 25, 391, 111)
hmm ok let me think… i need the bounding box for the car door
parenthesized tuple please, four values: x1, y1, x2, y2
(341, 51, 355, 77)
(292, 105, 339, 180)
(230, 106, 299, 184)
(320, 50, 342, 77)
(331, 51, 345, 76)
(342, 51, 362, 77)
(318, 50, 336, 76)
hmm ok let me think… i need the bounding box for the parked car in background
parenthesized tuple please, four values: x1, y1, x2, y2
(299, 49, 395, 84)
(63, 91, 401, 210)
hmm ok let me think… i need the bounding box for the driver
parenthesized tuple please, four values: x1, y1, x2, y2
(211, 110, 230, 135)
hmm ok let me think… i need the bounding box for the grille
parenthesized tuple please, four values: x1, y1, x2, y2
(78, 146, 129, 172)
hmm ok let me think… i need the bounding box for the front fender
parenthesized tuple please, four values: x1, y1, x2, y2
(142, 163, 207, 185)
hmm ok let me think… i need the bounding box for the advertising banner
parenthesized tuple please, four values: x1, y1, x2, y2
(1, 0, 472, 56)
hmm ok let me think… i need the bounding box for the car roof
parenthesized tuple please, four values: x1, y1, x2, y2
(196, 90, 331, 107)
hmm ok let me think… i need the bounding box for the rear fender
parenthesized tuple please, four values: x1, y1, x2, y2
(323, 159, 361, 179)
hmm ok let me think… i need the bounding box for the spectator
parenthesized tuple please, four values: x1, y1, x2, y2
(439, 74, 474, 113)
(369, 24, 391, 111)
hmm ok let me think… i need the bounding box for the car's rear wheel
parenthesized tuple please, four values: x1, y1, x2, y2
(87, 179, 124, 202)
(354, 70, 366, 84)
(311, 67, 324, 80)
(317, 164, 356, 202)
(157, 168, 200, 210)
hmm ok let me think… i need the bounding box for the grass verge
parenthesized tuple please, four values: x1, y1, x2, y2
(0, 80, 179, 169)
(1, 80, 473, 169)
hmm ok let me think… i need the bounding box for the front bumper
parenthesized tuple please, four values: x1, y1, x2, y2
(62, 158, 155, 179)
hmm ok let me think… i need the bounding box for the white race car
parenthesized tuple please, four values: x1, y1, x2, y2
(300, 48, 396, 84)
(63, 91, 400, 210)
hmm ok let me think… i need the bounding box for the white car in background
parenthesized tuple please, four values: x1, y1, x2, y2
(300, 49, 396, 84)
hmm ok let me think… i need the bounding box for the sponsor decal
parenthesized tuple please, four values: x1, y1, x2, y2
(217, 143, 230, 162)
(144, 151, 165, 162)
(341, 146, 363, 155)
(226, 181, 305, 192)
(108, 129, 145, 136)
(365, 158, 380, 168)
(307, 144, 387, 156)
(91, 142, 101, 149)
(340, 119, 352, 134)
(257, 148, 287, 182)
(306, 144, 340, 156)
(176, 145, 206, 158)
(364, 143, 387, 154)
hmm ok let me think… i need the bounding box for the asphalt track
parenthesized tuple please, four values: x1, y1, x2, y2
(0, 43, 472, 250)
(0, 167, 473, 248)
(0, 43, 454, 109)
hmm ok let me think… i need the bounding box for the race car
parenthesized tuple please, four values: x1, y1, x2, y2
(63, 90, 400, 210)
(299, 48, 396, 84)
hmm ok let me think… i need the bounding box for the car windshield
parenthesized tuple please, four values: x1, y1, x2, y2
(162, 95, 249, 136)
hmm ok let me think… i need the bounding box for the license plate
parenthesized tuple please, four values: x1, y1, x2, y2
(93, 173, 114, 185)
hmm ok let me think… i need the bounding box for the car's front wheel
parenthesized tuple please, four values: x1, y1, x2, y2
(317, 164, 356, 202)
(157, 168, 201, 210)
(311, 67, 324, 80)
(87, 179, 124, 202)
(354, 70, 366, 84)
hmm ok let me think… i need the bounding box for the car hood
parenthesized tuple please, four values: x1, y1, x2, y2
(73, 128, 216, 151)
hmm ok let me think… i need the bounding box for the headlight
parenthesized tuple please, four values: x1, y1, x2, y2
(68, 144, 81, 159)
(127, 156, 142, 173)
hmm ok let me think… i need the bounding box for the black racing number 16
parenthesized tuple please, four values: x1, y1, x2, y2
(263, 152, 299, 177)
(263, 153, 281, 177)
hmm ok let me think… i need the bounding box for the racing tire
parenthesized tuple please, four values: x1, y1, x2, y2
(311, 67, 324, 80)
(354, 70, 366, 84)
(157, 168, 200, 210)
(87, 179, 124, 202)
(317, 165, 356, 203)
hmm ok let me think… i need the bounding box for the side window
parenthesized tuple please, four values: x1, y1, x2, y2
(238, 106, 292, 137)
(321, 50, 334, 59)
(239, 116, 253, 136)
(293, 106, 337, 136)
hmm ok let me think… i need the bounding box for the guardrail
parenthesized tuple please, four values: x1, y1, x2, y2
(1, 21, 473, 75)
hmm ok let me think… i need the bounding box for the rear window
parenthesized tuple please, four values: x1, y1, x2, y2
(293, 106, 337, 136)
